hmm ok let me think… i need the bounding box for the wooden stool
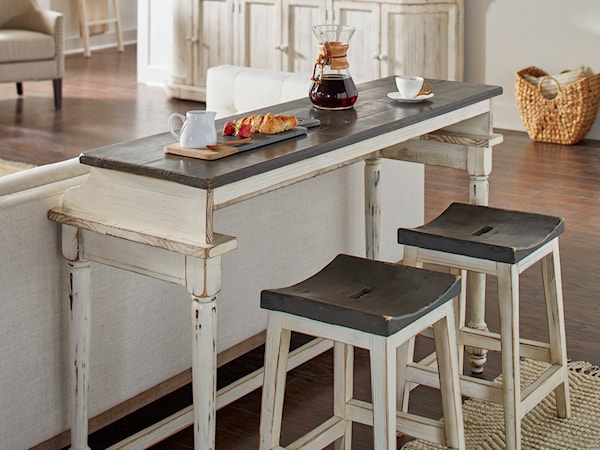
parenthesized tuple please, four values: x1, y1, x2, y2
(397, 202, 571, 450)
(259, 254, 465, 450)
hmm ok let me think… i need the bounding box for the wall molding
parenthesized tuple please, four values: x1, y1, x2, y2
(63, 29, 137, 55)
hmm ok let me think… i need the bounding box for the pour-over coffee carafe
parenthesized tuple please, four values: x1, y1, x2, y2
(309, 24, 358, 110)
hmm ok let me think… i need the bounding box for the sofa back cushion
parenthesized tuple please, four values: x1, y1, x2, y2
(206, 65, 312, 118)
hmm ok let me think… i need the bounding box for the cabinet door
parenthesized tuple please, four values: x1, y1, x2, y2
(236, 0, 279, 69)
(280, 0, 329, 75)
(199, 0, 235, 84)
(381, 2, 462, 80)
(333, 1, 381, 84)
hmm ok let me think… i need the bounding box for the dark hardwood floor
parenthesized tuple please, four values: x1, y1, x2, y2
(0, 45, 200, 166)
(4, 46, 599, 449)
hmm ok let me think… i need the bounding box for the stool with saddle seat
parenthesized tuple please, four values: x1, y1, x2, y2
(259, 254, 466, 449)
(397, 202, 571, 450)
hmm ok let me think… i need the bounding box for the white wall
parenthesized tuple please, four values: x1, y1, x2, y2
(136, 0, 173, 86)
(465, 0, 600, 139)
(48, 0, 138, 54)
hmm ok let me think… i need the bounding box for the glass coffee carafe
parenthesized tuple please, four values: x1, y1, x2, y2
(309, 24, 358, 110)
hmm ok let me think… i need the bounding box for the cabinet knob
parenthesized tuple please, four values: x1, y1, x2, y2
(275, 45, 288, 52)
(374, 54, 387, 61)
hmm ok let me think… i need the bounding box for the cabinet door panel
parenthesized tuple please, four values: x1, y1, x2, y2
(333, 1, 380, 83)
(200, 0, 234, 84)
(381, 3, 460, 80)
(282, 0, 327, 75)
(238, 0, 278, 69)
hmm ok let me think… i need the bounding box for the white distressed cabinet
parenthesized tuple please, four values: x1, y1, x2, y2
(162, 0, 463, 101)
(278, 0, 329, 74)
(338, 0, 463, 84)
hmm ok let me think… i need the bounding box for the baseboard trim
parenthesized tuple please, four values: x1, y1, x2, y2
(64, 29, 137, 56)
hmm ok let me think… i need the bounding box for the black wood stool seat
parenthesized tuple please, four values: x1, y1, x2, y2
(259, 254, 465, 449)
(261, 254, 461, 336)
(397, 202, 564, 263)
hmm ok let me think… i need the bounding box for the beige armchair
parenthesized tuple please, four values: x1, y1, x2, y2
(0, 0, 64, 110)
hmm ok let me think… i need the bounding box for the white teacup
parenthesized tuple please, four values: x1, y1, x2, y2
(395, 76, 433, 98)
(168, 110, 218, 149)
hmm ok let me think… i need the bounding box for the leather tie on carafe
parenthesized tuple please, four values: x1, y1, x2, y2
(311, 41, 350, 84)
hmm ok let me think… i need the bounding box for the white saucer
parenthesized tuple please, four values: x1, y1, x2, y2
(387, 92, 434, 102)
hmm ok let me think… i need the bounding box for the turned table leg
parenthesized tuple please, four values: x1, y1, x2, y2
(466, 150, 491, 373)
(365, 155, 381, 260)
(186, 254, 225, 449)
(68, 260, 92, 450)
(191, 294, 218, 449)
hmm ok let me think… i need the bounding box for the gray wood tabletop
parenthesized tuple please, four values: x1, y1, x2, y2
(80, 76, 502, 189)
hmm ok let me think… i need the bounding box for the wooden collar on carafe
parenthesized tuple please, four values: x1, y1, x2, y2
(311, 41, 350, 83)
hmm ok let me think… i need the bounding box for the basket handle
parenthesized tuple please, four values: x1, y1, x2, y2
(537, 76, 562, 98)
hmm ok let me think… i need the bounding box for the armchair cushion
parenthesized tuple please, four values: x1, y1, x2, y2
(1, 4, 57, 35)
(0, 29, 55, 63)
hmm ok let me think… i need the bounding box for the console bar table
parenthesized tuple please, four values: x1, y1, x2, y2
(49, 76, 502, 449)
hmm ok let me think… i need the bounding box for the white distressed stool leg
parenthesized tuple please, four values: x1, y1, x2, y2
(541, 242, 571, 418)
(433, 310, 465, 449)
(259, 313, 291, 450)
(370, 337, 398, 450)
(497, 263, 521, 450)
(334, 342, 353, 450)
(397, 245, 420, 412)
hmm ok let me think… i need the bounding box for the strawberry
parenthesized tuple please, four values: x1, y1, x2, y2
(222, 121, 236, 136)
(237, 123, 252, 138)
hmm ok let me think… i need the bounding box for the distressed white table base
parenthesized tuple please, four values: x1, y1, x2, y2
(56, 216, 236, 450)
(48, 94, 502, 449)
(49, 207, 336, 450)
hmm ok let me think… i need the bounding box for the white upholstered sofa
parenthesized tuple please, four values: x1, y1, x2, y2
(0, 65, 423, 448)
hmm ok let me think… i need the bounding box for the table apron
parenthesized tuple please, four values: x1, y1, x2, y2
(213, 100, 491, 209)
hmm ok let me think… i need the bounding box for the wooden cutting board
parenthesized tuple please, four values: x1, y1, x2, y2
(164, 126, 310, 161)
(164, 142, 240, 160)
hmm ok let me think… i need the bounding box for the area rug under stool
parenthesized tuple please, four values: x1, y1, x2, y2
(402, 359, 600, 449)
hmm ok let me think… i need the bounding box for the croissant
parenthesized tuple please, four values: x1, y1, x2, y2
(239, 113, 298, 134)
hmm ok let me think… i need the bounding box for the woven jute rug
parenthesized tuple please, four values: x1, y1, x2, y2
(402, 359, 600, 449)
(0, 158, 35, 176)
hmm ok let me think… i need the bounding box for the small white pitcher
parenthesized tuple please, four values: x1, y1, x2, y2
(168, 110, 218, 148)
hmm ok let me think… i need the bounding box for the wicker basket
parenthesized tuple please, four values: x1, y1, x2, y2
(515, 66, 600, 144)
